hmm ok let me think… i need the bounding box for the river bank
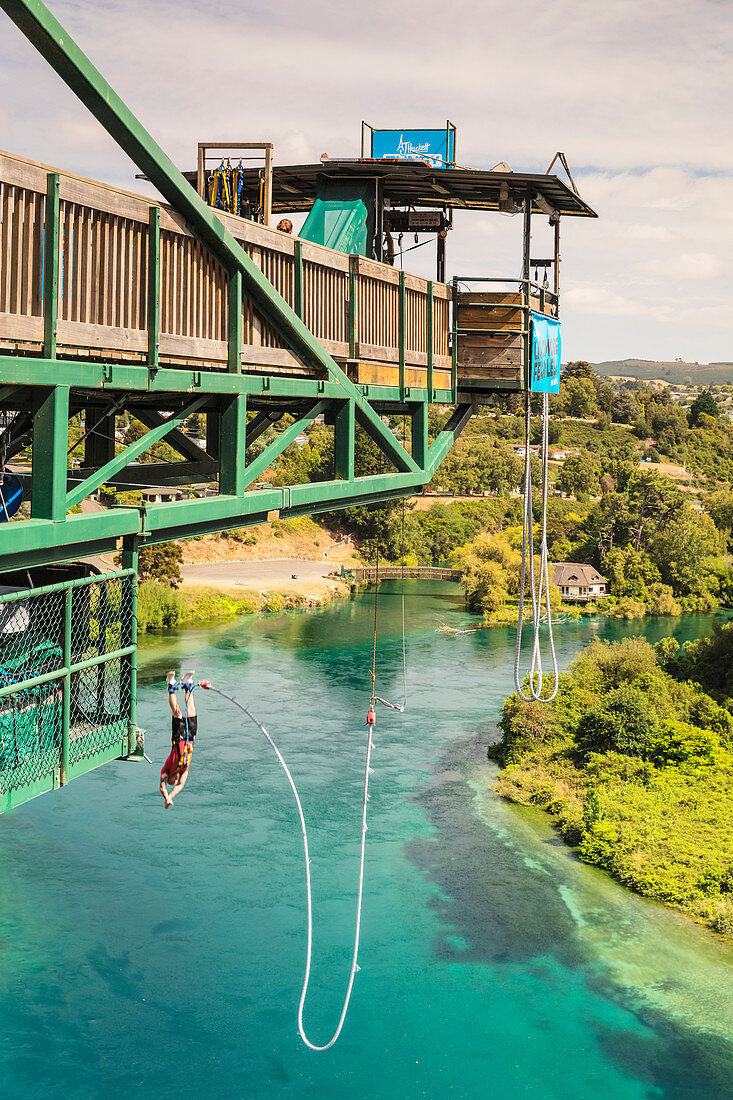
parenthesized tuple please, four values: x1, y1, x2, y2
(493, 619, 733, 938)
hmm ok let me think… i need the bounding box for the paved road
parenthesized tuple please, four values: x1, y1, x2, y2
(180, 558, 334, 588)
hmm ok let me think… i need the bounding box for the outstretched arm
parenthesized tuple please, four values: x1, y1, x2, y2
(168, 768, 189, 801)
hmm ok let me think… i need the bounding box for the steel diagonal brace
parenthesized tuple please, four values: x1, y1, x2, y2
(1, 0, 418, 476)
(65, 395, 207, 510)
(241, 401, 327, 490)
(424, 402, 474, 478)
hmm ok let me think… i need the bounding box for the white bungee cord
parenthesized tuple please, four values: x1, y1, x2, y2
(513, 391, 559, 702)
(199, 681, 373, 1050)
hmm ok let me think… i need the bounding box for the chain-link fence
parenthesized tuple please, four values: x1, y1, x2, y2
(0, 570, 136, 805)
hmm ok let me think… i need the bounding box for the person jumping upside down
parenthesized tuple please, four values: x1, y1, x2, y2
(160, 671, 197, 808)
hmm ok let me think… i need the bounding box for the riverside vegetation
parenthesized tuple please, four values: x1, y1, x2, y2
(495, 627, 733, 935)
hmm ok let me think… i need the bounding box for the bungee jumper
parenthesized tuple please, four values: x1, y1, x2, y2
(159, 670, 197, 808)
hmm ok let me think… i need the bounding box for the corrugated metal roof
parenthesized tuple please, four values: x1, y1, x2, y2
(186, 160, 597, 218)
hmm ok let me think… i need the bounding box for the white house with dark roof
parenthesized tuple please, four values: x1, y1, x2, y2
(551, 562, 608, 601)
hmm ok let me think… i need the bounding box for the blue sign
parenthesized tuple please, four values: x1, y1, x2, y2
(530, 313, 561, 393)
(371, 129, 455, 169)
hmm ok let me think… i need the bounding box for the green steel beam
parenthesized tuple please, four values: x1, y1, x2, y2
(219, 394, 247, 496)
(294, 240, 304, 319)
(0, 354, 458, 404)
(66, 394, 207, 509)
(131, 408, 215, 464)
(0, 0, 417, 474)
(424, 402, 475, 477)
(31, 384, 69, 520)
(398, 269, 406, 400)
(334, 399, 355, 481)
(242, 400, 327, 488)
(227, 269, 242, 373)
(355, 404, 420, 474)
(411, 401, 429, 470)
(42, 171, 59, 358)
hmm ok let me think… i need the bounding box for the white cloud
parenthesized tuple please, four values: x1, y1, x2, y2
(0, 0, 731, 362)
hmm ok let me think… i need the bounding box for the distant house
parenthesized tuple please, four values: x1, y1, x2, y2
(552, 562, 608, 602)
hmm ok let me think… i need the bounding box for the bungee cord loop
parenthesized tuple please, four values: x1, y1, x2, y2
(199, 681, 374, 1051)
(513, 390, 559, 703)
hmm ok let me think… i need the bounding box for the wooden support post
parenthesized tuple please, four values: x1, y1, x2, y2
(294, 240, 304, 320)
(398, 268, 406, 399)
(426, 281, 434, 399)
(411, 401, 429, 471)
(219, 394, 247, 496)
(334, 399, 355, 481)
(32, 385, 69, 521)
(348, 255, 358, 360)
(228, 269, 242, 373)
(147, 205, 160, 369)
(43, 172, 60, 359)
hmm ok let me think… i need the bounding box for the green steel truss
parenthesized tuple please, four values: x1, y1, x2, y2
(0, 0, 475, 575)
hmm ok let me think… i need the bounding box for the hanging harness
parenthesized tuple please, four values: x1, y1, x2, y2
(208, 161, 233, 213)
(513, 390, 559, 702)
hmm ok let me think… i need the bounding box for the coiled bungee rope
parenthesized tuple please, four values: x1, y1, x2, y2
(199, 681, 374, 1050)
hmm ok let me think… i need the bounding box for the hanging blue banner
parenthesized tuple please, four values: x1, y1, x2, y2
(371, 129, 455, 169)
(530, 313, 561, 393)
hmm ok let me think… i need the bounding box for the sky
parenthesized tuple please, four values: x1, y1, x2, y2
(1, 0, 732, 363)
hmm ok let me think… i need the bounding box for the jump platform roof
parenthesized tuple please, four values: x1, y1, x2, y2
(186, 159, 597, 218)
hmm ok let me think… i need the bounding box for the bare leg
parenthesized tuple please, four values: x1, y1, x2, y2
(168, 691, 182, 719)
(159, 777, 173, 807)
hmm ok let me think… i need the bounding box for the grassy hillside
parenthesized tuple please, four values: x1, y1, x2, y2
(592, 359, 733, 386)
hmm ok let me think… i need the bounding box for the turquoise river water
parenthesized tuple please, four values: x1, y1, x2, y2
(1, 583, 732, 1099)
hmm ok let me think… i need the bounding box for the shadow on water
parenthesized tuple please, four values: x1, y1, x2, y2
(407, 730, 733, 1099)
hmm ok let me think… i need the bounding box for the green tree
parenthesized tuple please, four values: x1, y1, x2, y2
(557, 452, 600, 498)
(138, 543, 183, 587)
(689, 389, 719, 426)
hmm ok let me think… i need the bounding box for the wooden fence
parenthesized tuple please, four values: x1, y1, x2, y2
(0, 149, 452, 389)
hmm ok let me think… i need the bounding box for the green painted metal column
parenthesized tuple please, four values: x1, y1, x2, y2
(348, 255, 358, 360)
(411, 401, 429, 471)
(294, 240, 304, 320)
(398, 268, 406, 400)
(147, 205, 160, 368)
(43, 171, 60, 359)
(228, 270, 242, 372)
(60, 582, 72, 783)
(426, 281, 434, 398)
(219, 394, 247, 496)
(121, 538, 138, 755)
(334, 399, 355, 481)
(31, 385, 69, 520)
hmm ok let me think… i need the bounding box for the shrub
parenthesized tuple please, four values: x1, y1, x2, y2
(576, 684, 661, 758)
(651, 719, 722, 769)
(137, 582, 186, 633)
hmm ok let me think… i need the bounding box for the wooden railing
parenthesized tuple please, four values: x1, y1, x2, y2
(0, 150, 452, 389)
(351, 566, 461, 583)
